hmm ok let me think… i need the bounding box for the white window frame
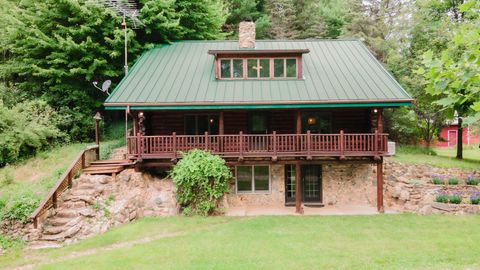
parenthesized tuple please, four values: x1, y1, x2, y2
(235, 165, 271, 194)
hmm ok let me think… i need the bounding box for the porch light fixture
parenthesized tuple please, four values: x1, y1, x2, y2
(209, 118, 215, 124)
(307, 116, 316, 125)
(373, 108, 378, 113)
(138, 112, 144, 117)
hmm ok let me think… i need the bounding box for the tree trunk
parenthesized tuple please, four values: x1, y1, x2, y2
(456, 117, 463, 159)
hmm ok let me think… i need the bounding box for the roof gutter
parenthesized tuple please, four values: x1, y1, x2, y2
(104, 100, 413, 110)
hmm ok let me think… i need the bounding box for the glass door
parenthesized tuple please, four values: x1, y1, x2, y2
(302, 165, 322, 202)
(285, 165, 322, 204)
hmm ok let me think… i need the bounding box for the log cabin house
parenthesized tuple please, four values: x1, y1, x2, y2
(104, 21, 413, 213)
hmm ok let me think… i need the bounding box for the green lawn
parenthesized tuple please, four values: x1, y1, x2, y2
(390, 145, 480, 170)
(1, 215, 480, 270)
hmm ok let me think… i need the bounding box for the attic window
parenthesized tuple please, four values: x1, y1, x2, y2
(220, 59, 243, 79)
(217, 57, 300, 80)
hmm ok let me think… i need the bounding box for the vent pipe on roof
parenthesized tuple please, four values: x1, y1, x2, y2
(239, 19, 255, 49)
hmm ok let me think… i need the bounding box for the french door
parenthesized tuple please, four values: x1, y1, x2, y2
(285, 165, 322, 204)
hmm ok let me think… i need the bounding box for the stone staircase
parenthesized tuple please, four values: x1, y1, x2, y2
(28, 169, 177, 250)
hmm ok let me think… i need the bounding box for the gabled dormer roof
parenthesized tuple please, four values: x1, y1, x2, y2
(105, 40, 412, 110)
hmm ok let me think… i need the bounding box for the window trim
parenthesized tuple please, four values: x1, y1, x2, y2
(235, 165, 271, 194)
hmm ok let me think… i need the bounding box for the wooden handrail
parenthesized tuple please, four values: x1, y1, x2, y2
(126, 133, 390, 159)
(29, 145, 99, 228)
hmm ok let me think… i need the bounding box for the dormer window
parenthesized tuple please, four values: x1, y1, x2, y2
(209, 49, 309, 80)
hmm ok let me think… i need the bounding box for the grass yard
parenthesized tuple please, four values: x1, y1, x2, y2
(390, 145, 480, 170)
(1, 214, 480, 270)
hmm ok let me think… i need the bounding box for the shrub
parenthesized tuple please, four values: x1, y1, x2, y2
(0, 234, 24, 250)
(449, 194, 462, 204)
(170, 149, 232, 216)
(0, 192, 41, 223)
(0, 99, 66, 166)
(1, 167, 14, 186)
(470, 192, 480, 205)
(431, 174, 445, 185)
(435, 194, 449, 203)
(447, 178, 459, 185)
(465, 175, 479, 186)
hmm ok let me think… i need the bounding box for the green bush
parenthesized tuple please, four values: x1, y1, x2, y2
(170, 149, 232, 216)
(435, 194, 449, 203)
(0, 99, 66, 166)
(0, 234, 24, 250)
(449, 195, 462, 204)
(0, 192, 41, 223)
(1, 167, 14, 186)
(447, 178, 459, 185)
(431, 177, 444, 185)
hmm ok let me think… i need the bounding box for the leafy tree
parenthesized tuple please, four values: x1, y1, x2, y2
(223, 0, 271, 39)
(266, 0, 297, 39)
(0, 0, 141, 141)
(174, 0, 228, 40)
(138, 0, 182, 44)
(418, 1, 480, 158)
(170, 149, 232, 216)
(0, 98, 65, 166)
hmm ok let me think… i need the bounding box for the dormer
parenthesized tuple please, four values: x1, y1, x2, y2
(208, 20, 309, 80)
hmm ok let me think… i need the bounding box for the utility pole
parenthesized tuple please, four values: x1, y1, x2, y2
(122, 14, 128, 75)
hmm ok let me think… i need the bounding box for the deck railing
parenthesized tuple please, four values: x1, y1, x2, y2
(127, 131, 388, 160)
(29, 145, 99, 228)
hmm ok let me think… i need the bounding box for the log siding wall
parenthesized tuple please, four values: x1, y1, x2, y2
(145, 109, 371, 135)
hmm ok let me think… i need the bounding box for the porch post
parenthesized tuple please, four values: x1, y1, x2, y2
(376, 108, 383, 133)
(377, 158, 384, 213)
(295, 162, 303, 214)
(296, 111, 301, 153)
(296, 111, 301, 134)
(219, 111, 224, 135)
(219, 111, 224, 153)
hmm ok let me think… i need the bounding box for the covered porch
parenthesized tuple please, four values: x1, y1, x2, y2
(126, 107, 388, 161)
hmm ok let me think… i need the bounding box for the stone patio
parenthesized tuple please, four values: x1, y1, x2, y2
(226, 204, 397, 216)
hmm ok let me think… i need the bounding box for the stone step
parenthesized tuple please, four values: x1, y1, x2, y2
(61, 201, 86, 209)
(47, 217, 72, 227)
(63, 195, 95, 204)
(28, 240, 62, 250)
(43, 225, 66, 235)
(40, 221, 83, 241)
(76, 183, 97, 190)
(55, 209, 80, 218)
(69, 189, 99, 197)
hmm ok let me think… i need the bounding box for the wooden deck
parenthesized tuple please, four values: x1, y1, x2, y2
(127, 131, 389, 160)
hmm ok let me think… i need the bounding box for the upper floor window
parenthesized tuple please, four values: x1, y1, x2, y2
(218, 57, 299, 80)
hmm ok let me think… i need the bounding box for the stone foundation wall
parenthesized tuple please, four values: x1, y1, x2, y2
(225, 163, 377, 207)
(322, 164, 376, 206)
(384, 160, 480, 214)
(225, 165, 285, 207)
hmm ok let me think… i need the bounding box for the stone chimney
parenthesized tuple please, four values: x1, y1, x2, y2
(238, 19, 255, 49)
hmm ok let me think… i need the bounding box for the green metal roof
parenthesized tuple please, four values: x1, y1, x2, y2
(105, 40, 412, 110)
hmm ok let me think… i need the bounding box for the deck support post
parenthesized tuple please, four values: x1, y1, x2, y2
(306, 130, 312, 160)
(295, 162, 303, 214)
(339, 130, 345, 160)
(239, 131, 244, 162)
(204, 131, 209, 150)
(377, 158, 384, 213)
(172, 132, 177, 161)
(272, 131, 277, 162)
(94, 112, 101, 160)
(219, 112, 224, 153)
(296, 111, 301, 152)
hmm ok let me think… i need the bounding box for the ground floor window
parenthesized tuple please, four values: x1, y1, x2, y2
(236, 165, 270, 193)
